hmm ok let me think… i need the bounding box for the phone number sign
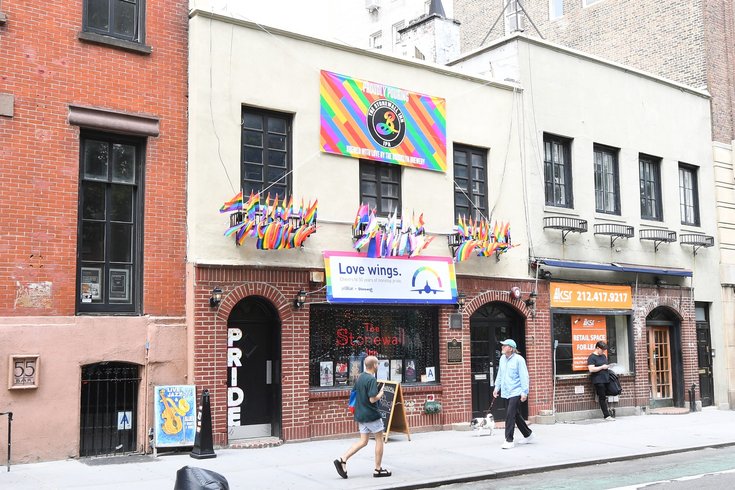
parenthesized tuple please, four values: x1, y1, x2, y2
(550, 283, 632, 309)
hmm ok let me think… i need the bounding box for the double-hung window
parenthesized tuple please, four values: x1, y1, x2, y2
(360, 160, 401, 217)
(549, 0, 564, 19)
(83, 0, 145, 44)
(241, 107, 292, 199)
(679, 163, 700, 226)
(77, 133, 143, 313)
(639, 154, 663, 221)
(504, 0, 525, 34)
(544, 133, 573, 208)
(593, 144, 620, 214)
(453, 144, 488, 221)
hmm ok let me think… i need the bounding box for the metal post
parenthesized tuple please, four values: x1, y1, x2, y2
(689, 384, 697, 412)
(0, 411, 11, 472)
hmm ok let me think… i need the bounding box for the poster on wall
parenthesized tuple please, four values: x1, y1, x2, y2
(390, 359, 403, 382)
(320, 361, 334, 387)
(335, 362, 348, 385)
(319, 70, 447, 172)
(153, 385, 197, 448)
(324, 251, 457, 304)
(571, 315, 607, 371)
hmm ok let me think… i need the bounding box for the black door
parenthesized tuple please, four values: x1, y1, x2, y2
(470, 303, 525, 421)
(80, 362, 140, 457)
(227, 297, 281, 439)
(696, 321, 714, 407)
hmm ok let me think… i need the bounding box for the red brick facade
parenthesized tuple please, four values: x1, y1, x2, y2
(0, 0, 188, 316)
(195, 264, 696, 445)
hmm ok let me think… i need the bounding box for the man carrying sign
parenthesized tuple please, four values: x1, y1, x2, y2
(333, 356, 392, 479)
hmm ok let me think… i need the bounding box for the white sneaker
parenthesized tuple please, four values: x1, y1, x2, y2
(605, 416, 616, 421)
(501, 441, 515, 449)
(518, 433, 535, 444)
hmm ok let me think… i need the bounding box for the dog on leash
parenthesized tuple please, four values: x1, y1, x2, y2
(469, 413, 495, 436)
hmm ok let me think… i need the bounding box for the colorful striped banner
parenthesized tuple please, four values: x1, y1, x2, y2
(320, 70, 447, 172)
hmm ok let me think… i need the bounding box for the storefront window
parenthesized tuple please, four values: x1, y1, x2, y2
(552, 313, 632, 375)
(309, 305, 439, 388)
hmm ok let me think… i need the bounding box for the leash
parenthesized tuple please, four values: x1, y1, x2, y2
(486, 396, 496, 415)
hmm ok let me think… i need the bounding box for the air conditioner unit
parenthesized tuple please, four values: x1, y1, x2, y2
(365, 0, 381, 13)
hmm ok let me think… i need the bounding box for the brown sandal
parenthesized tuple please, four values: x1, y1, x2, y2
(333, 458, 348, 479)
(374, 468, 392, 478)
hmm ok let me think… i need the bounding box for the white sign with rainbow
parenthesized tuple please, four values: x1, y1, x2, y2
(324, 251, 457, 304)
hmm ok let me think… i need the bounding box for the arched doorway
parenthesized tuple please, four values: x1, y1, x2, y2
(470, 302, 525, 421)
(226, 296, 281, 440)
(646, 307, 683, 408)
(80, 361, 140, 456)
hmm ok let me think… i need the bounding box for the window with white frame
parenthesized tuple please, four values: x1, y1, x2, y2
(583, 0, 604, 6)
(594, 144, 620, 215)
(392, 21, 405, 46)
(369, 30, 383, 49)
(504, 0, 525, 34)
(549, 0, 564, 19)
(679, 163, 700, 226)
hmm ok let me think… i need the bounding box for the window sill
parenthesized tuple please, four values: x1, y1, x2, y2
(309, 382, 443, 398)
(555, 372, 632, 380)
(594, 213, 625, 223)
(639, 218, 665, 227)
(543, 206, 578, 216)
(78, 31, 151, 54)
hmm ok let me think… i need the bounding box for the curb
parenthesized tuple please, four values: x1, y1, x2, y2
(377, 441, 735, 490)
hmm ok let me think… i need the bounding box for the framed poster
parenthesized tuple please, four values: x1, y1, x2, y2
(320, 361, 334, 387)
(8, 354, 39, 389)
(154, 385, 197, 448)
(425, 366, 436, 382)
(335, 362, 348, 385)
(390, 359, 403, 382)
(80, 267, 102, 303)
(109, 268, 130, 302)
(404, 359, 417, 383)
(376, 359, 390, 381)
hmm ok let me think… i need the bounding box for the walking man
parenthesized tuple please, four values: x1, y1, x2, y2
(493, 339, 534, 449)
(588, 341, 615, 421)
(334, 356, 392, 479)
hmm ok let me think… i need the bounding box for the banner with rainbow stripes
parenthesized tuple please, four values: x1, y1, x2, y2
(320, 70, 447, 172)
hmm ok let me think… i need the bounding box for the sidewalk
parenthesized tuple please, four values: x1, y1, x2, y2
(2, 408, 734, 490)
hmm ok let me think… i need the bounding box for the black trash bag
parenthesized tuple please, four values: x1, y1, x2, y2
(174, 465, 229, 490)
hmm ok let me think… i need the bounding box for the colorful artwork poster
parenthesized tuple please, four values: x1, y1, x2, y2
(154, 385, 196, 448)
(324, 251, 457, 304)
(320, 70, 447, 172)
(571, 315, 608, 371)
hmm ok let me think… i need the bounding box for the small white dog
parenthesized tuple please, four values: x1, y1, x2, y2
(469, 413, 495, 436)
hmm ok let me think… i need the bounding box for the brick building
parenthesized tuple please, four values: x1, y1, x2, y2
(187, 5, 717, 447)
(0, 0, 189, 462)
(453, 0, 735, 411)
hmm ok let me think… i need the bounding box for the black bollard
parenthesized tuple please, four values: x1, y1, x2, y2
(689, 384, 697, 412)
(190, 389, 216, 459)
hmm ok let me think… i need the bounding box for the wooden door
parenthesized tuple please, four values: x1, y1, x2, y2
(648, 326, 672, 400)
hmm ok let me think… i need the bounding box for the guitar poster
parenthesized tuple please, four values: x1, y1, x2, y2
(154, 385, 197, 448)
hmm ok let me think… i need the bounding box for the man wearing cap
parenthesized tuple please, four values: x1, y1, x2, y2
(493, 339, 533, 449)
(588, 341, 614, 421)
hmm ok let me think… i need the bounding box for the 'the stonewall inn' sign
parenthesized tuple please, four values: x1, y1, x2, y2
(319, 70, 447, 172)
(324, 251, 457, 304)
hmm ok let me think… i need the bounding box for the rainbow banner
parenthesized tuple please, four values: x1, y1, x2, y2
(323, 251, 457, 304)
(320, 70, 447, 172)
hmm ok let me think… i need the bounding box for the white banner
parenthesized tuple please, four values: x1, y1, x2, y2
(324, 251, 457, 304)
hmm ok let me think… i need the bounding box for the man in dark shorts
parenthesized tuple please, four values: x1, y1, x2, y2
(334, 355, 392, 479)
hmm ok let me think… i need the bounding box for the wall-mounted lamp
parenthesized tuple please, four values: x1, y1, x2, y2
(294, 289, 307, 309)
(524, 291, 537, 308)
(209, 287, 223, 308)
(455, 293, 466, 310)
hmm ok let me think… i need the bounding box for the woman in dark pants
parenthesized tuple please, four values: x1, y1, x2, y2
(587, 341, 615, 421)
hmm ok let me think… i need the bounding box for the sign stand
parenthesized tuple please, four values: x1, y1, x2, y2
(376, 380, 411, 442)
